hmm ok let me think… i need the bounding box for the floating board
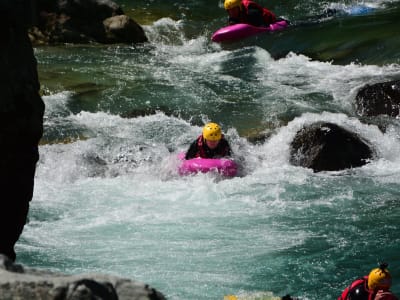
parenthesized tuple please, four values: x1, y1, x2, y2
(211, 20, 288, 43)
(178, 152, 237, 177)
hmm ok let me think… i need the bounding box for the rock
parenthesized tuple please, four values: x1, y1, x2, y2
(0, 254, 166, 300)
(32, 0, 148, 44)
(120, 106, 177, 119)
(289, 122, 373, 172)
(355, 80, 400, 117)
(28, 26, 49, 45)
(57, 0, 123, 21)
(104, 15, 148, 43)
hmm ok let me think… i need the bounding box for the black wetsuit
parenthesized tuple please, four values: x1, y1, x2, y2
(185, 137, 232, 160)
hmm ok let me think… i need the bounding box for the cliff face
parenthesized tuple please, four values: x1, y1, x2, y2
(0, 0, 45, 262)
(0, 0, 45, 149)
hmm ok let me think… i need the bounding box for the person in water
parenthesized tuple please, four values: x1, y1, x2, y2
(185, 122, 232, 159)
(223, 0, 277, 27)
(338, 262, 399, 300)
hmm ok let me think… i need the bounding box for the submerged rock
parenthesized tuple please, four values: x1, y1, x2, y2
(289, 122, 373, 172)
(0, 255, 166, 300)
(355, 80, 400, 117)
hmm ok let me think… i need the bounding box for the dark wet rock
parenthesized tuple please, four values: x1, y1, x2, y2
(241, 123, 281, 145)
(0, 0, 45, 261)
(290, 122, 373, 172)
(355, 80, 400, 117)
(58, 0, 123, 20)
(67, 83, 109, 113)
(72, 82, 108, 95)
(120, 106, 176, 119)
(82, 152, 108, 177)
(30, 0, 148, 45)
(104, 15, 148, 44)
(0, 254, 166, 300)
(246, 132, 270, 144)
(120, 108, 161, 118)
(356, 115, 394, 134)
(39, 135, 88, 145)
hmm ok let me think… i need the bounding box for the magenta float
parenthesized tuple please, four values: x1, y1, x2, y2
(178, 153, 238, 177)
(211, 20, 288, 43)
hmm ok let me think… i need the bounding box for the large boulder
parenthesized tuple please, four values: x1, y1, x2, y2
(355, 80, 400, 117)
(289, 122, 373, 172)
(103, 15, 148, 44)
(58, 0, 123, 21)
(0, 255, 166, 300)
(30, 0, 148, 44)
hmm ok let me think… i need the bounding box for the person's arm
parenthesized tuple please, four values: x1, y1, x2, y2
(185, 140, 198, 160)
(225, 142, 232, 157)
(374, 290, 399, 300)
(228, 16, 240, 25)
(220, 139, 232, 157)
(246, 6, 265, 26)
(261, 7, 276, 25)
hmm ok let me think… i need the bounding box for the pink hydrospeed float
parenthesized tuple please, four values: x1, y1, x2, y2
(211, 20, 288, 43)
(177, 152, 238, 177)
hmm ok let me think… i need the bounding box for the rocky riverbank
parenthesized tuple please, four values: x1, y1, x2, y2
(29, 0, 147, 45)
(0, 255, 166, 300)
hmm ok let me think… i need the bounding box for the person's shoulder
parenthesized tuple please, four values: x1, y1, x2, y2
(189, 139, 199, 148)
(221, 137, 230, 144)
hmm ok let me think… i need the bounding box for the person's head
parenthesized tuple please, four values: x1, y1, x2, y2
(202, 122, 222, 149)
(224, 0, 242, 18)
(368, 263, 392, 291)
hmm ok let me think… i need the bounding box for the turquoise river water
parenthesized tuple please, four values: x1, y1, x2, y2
(17, 0, 400, 299)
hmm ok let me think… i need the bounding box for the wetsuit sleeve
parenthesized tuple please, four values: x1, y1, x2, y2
(228, 16, 240, 25)
(225, 141, 232, 157)
(261, 8, 276, 25)
(246, 6, 265, 26)
(220, 138, 232, 157)
(374, 291, 399, 300)
(185, 140, 198, 160)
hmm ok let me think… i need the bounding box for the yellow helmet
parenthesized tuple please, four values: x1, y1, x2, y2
(368, 263, 392, 290)
(224, 0, 242, 10)
(202, 122, 222, 141)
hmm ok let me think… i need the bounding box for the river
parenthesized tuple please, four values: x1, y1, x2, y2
(17, 0, 400, 299)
